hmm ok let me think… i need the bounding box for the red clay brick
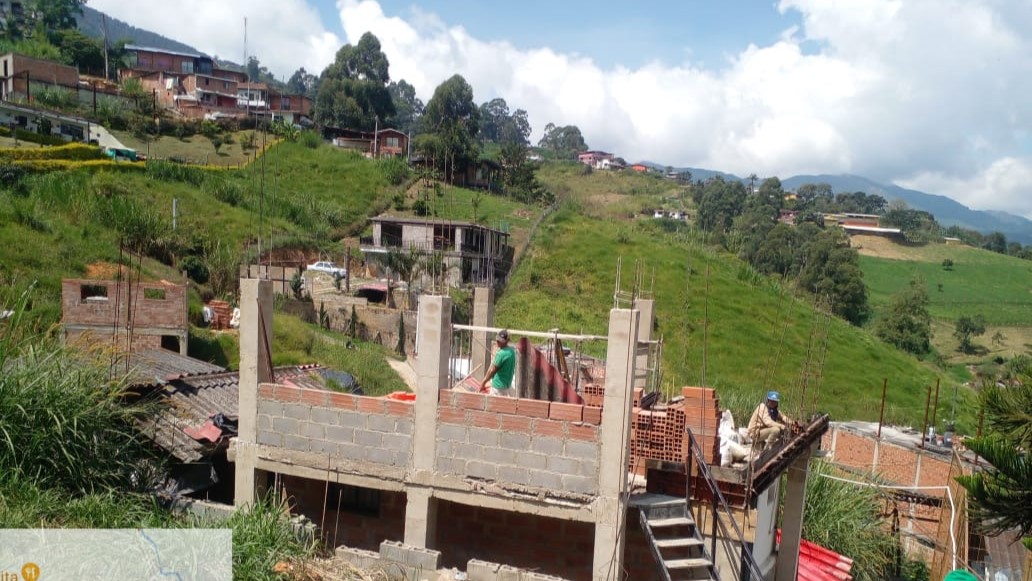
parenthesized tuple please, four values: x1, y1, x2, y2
(384, 399, 414, 417)
(274, 385, 301, 402)
(438, 406, 467, 425)
(633, 388, 644, 406)
(568, 424, 599, 441)
(499, 414, 533, 433)
(454, 391, 488, 411)
(550, 402, 584, 422)
(258, 384, 275, 399)
(681, 386, 717, 399)
(300, 388, 328, 406)
(485, 395, 519, 415)
(517, 399, 550, 418)
(582, 406, 603, 425)
(469, 410, 501, 429)
(357, 397, 386, 414)
(327, 391, 357, 410)
(534, 418, 565, 437)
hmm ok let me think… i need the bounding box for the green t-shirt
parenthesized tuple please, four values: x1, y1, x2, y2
(491, 346, 517, 389)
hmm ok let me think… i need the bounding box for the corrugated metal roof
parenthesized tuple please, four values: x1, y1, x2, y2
(126, 349, 225, 387)
(139, 365, 323, 462)
(984, 529, 1028, 579)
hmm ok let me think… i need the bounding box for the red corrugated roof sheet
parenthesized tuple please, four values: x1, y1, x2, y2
(779, 531, 854, 581)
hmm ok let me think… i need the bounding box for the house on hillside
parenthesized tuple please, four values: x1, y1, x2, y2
(236, 82, 312, 124)
(359, 215, 513, 287)
(0, 101, 92, 142)
(0, 52, 79, 101)
(326, 127, 409, 158)
(577, 150, 614, 168)
(630, 163, 648, 172)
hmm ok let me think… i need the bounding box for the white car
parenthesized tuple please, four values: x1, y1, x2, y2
(306, 261, 347, 277)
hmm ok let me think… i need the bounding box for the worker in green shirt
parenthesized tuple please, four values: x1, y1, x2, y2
(480, 329, 516, 397)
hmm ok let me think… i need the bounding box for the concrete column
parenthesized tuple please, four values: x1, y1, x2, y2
(631, 298, 654, 389)
(234, 278, 273, 508)
(471, 286, 495, 379)
(775, 443, 815, 581)
(592, 308, 640, 581)
(406, 294, 451, 547)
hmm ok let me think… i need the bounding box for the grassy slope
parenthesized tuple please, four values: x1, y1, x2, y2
(500, 164, 973, 430)
(112, 129, 268, 168)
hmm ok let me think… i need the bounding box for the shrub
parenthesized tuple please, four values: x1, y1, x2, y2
(12, 159, 143, 173)
(300, 130, 321, 149)
(379, 155, 410, 185)
(179, 255, 210, 284)
(0, 143, 105, 161)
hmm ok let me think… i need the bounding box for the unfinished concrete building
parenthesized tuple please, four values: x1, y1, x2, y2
(61, 278, 189, 355)
(230, 280, 827, 580)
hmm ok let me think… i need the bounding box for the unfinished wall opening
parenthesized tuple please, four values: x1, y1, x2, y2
(381, 222, 402, 246)
(144, 288, 166, 300)
(276, 475, 405, 552)
(80, 283, 108, 303)
(435, 500, 594, 581)
(160, 335, 180, 352)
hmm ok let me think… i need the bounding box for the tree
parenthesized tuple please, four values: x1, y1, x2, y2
(941, 258, 954, 271)
(982, 231, 1007, 254)
(385, 79, 423, 134)
(54, 29, 104, 75)
(875, 277, 932, 355)
(35, 0, 85, 32)
(695, 176, 747, 233)
(796, 182, 833, 208)
(286, 67, 319, 97)
(954, 314, 986, 353)
(537, 123, 587, 160)
(478, 98, 531, 145)
(245, 56, 275, 84)
(422, 74, 480, 182)
(956, 380, 1032, 547)
(315, 32, 394, 131)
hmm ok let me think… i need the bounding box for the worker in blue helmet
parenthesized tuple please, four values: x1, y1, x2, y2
(747, 390, 792, 450)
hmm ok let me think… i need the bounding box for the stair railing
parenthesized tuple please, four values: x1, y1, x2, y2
(685, 428, 766, 581)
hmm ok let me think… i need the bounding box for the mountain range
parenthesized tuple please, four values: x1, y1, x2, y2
(646, 163, 1032, 244)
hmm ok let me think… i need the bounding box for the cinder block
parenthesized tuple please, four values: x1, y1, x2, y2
(365, 446, 395, 465)
(395, 419, 414, 435)
(436, 457, 466, 474)
(257, 401, 283, 418)
(546, 456, 580, 474)
(515, 453, 547, 469)
(335, 546, 380, 570)
(272, 417, 299, 435)
(438, 424, 468, 443)
(257, 414, 274, 431)
(336, 442, 365, 460)
(324, 425, 355, 443)
(498, 465, 530, 485)
(300, 422, 325, 439)
(500, 432, 531, 450)
(531, 436, 563, 456)
(482, 446, 516, 465)
(310, 438, 335, 455)
(526, 469, 563, 489)
(368, 414, 397, 433)
(282, 434, 310, 452)
(468, 427, 501, 447)
(256, 430, 282, 447)
(579, 459, 599, 477)
(354, 430, 383, 447)
(564, 440, 599, 460)
(379, 540, 440, 571)
(467, 460, 498, 480)
(467, 559, 501, 581)
(310, 407, 340, 425)
(283, 403, 311, 421)
(339, 410, 368, 429)
(562, 474, 598, 494)
(381, 433, 411, 452)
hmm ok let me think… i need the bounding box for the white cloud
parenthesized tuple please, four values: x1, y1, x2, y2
(88, 0, 339, 80)
(89, 0, 1031, 215)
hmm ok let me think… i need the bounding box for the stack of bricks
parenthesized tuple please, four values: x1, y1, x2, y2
(207, 300, 232, 330)
(581, 383, 605, 407)
(628, 388, 693, 475)
(680, 386, 720, 465)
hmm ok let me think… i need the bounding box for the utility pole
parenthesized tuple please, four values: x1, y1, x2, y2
(172, 198, 178, 230)
(102, 14, 110, 80)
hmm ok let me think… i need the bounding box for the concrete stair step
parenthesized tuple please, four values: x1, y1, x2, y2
(647, 517, 696, 529)
(664, 557, 712, 570)
(655, 537, 704, 550)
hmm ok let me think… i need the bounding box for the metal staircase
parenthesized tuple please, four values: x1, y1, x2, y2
(638, 496, 716, 581)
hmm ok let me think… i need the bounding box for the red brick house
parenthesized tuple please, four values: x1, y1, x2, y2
(0, 52, 79, 100)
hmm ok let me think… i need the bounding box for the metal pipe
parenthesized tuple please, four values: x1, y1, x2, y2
(920, 386, 932, 449)
(452, 324, 607, 342)
(931, 378, 941, 433)
(878, 378, 888, 438)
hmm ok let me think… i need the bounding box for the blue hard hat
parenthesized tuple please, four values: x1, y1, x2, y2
(767, 390, 780, 402)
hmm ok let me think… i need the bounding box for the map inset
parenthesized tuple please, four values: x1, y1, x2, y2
(0, 529, 232, 581)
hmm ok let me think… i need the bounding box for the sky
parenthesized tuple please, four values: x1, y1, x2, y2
(89, 0, 1032, 217)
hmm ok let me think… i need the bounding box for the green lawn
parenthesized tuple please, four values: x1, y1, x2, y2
(861, 245, 1032, 326)
(496, 205, 971, 430)
(111, 130, 272, 167)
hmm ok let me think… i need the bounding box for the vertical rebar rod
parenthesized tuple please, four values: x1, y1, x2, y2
(878, 378, 888, 438)
(921, 386, 932, 449)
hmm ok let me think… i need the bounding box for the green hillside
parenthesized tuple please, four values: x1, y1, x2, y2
(499, 165, 973, 430)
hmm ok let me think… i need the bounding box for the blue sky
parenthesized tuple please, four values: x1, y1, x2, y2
(312, 1, 804, 71)
(92, 0, 1032, 216)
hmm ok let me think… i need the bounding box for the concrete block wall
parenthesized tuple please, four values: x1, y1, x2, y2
(279, 474, 406, 551)
(434, 389, 602, 495)
(335, 541, 442, 581)
(436, 499, 594, 580)
(256, 384, 414, 468)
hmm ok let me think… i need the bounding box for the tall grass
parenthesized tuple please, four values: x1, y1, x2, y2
(220, 494, 319, 581)
(801, 460, 899, 581)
